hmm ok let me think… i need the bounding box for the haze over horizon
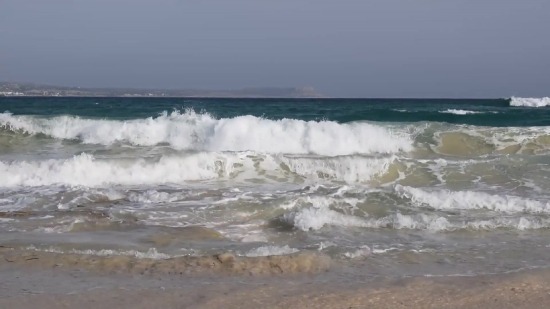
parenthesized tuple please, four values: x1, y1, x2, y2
(1, 0, 549, 98)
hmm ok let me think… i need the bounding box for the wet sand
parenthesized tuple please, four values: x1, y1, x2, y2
(0, 247, 331, 275)
(1, 247, 550, 308)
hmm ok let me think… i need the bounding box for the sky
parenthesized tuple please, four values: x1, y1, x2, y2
(0, 0, 549, 98)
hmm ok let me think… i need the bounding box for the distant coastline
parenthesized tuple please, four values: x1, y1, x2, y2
(0, 82, 324, 98)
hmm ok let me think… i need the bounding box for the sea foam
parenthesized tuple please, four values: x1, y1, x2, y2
(244, 245, 299, 257)
(0, 152, 396, 187)
(0, 110, 412, 156)
(282, 207, 371, 231)
(283, 208, 550, 232)
(0, 153, 233, 187)
(439, 109, 482, 115)
(395, 185, 550, 214)
(509, 97, 550, 107)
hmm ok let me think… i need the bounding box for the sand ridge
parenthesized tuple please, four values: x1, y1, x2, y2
(0, 247, 331, 276)
(1, 247, 549, 308)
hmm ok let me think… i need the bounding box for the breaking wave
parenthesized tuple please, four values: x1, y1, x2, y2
(0, 152, 397, 187)
(395, 185, 550, 214)
(282, 207, 370, 231)
(0, 110, 412, 156)
(509, 97, 550, 107)
(277, 187, 550, 232)
(439, 109, 482, 115)
(244, 245, 299, 257)
(0, 153, 229, 187)
(281, 206, 550, 232)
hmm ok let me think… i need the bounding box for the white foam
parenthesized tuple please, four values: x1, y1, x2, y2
(510, 97, 550, 107)
(26, 246, 174, 259)
(465, 217, 548, 231)
(343, 246, 371, 259)
(317, 241, 336, 251)
(393, 213, 450, 231)
(277, 155, 396, 183)
(395, 185, 550, 214)
(0, 110, 412, 156)
(0, 152, 400, 187)
(239, 233, 269, 243)
(279, 196, 451, 231)
(388, 213, 549, 231)
(282, 207, 369, 231)
(280, 208, 429, 232)
(278, 195, 362, 211)
(439, 109, 481, 115)
(127, 190, 187, 204)
(371, 247, 399, 254)
(0, 153, 238, 187)
(34, 217, 87, 233)
(282, 206, 550, 232)
(244, 245, 299, 257)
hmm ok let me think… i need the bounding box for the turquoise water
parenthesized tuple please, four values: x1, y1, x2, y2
(1, 96, 550, 278)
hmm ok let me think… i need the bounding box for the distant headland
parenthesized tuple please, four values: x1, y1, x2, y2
(0, 82, 324, 98)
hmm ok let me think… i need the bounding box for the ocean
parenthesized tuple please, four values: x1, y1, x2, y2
(1, 96, 550, 279)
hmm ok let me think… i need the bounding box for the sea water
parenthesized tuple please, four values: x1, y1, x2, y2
(1, 97, 549, 278)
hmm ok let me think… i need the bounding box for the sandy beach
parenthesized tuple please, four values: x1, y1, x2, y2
(1, 247, 549, 309)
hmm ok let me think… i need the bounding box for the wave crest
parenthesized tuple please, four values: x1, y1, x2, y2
(0, 110, 412, 156)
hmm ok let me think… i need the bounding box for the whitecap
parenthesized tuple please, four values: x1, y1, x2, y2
(509, 97, 550, 107)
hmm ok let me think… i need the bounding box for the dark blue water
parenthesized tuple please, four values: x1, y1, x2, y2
(1, 97, 548, 126)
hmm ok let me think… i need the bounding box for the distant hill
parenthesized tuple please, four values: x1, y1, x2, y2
(0, 82, 324, 98)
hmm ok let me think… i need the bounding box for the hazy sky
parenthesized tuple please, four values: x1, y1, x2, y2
(1, 0, 549, 97)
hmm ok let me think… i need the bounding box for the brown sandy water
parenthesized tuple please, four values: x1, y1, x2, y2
(1, 247, 549, 309)
(0, 247, 330, 276)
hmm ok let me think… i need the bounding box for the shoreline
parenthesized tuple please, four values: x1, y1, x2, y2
(0, 247, 331, 276)
(1, 247, 549, 308)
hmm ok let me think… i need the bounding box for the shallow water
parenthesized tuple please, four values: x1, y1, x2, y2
(1, 97, 549, 278)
